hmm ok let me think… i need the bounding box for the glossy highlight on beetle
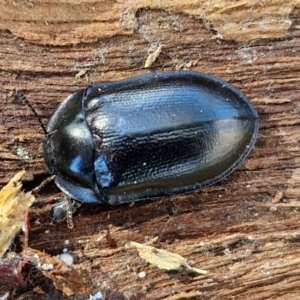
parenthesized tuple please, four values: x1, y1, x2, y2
(44, 71, 259, 205)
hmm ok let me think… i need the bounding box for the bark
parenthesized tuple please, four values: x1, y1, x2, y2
(1, 1, 300, 299)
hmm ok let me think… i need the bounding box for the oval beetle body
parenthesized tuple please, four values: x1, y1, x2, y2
(44, 71, 259, 205)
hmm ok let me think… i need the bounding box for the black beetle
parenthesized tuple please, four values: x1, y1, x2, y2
(18, 71, 258, 225)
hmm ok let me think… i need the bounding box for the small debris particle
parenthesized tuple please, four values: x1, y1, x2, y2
(75, 69, 89, 78)
(138, 271, 146, 279)
(144, 45, 162, 68)
(38, 263, 54, 271)
(88, 291, 103, 300)
(0, 292, 9, 300)
(175, 60, 198, 70)
(59, 252, 74, 266)
(271, 191, 284, 204)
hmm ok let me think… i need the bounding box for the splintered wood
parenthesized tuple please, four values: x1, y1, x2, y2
(0, 171, 35, 258)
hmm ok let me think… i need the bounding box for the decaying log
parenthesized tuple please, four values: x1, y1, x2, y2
(1, 1, 300, 299)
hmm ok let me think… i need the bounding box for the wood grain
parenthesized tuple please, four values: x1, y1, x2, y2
(0, 0, 298, 44)
(1, 2, 300, 299)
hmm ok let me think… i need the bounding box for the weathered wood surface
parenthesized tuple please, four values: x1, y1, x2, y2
(1, 1, 300, 299)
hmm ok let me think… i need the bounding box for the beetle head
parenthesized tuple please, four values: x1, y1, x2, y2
(43, 91, 102, 203)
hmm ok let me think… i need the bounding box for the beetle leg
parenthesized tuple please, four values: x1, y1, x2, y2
(50, 195, 81, 229)
(66, 199, 76, 229)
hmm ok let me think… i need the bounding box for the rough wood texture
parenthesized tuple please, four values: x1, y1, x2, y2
(1, 1, 300, 299)
(0, 0, 298, 44)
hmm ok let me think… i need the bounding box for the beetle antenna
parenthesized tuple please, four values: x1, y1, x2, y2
(16, 89, 48, 135)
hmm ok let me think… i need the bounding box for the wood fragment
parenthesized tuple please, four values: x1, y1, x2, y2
(0, 171, 35, 258)
(128, 241, 208, 275)
(24, 248, 92, 296)
(144, 45, 162, 68)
